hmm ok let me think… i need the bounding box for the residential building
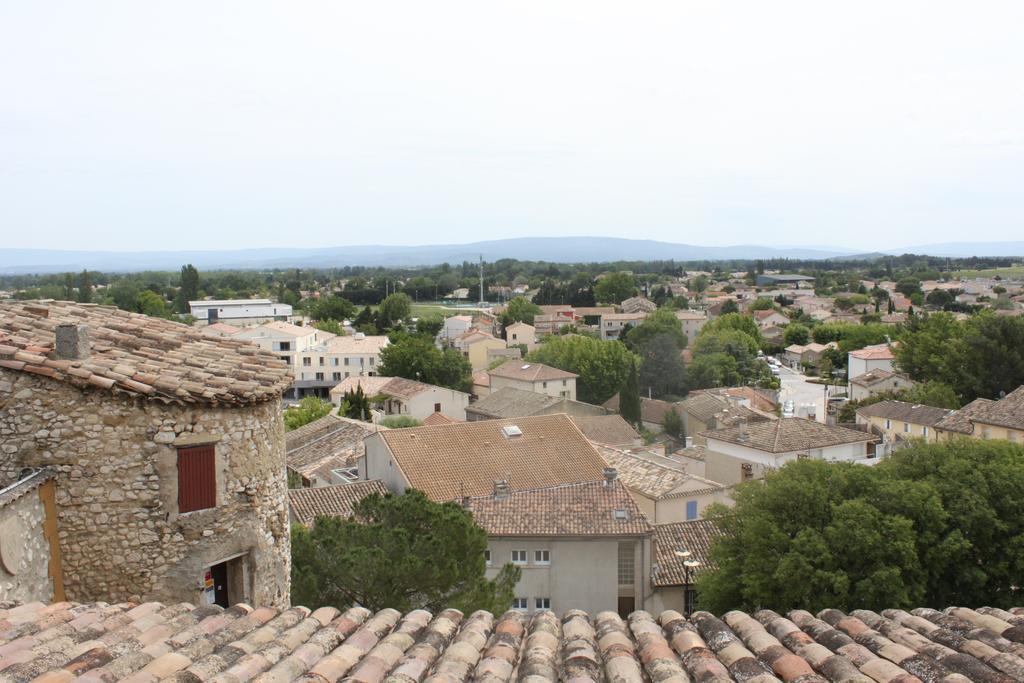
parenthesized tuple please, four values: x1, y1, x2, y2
(292, 332, 390, 398)
(360, 414, 609, 500)
(601, 312, 648, 341)
(471, 369, 491, 398)
(233, 321, 318, 372)
(465, 386, 606, 421)
(934, 386, 1024, 444)
(847, 343, 896, 378)
(674, 310, 708, 343)
(855, 400, 951, 452)
(760, 325, 786, 345)
(753, 309, 789, 329)
(603, 395, 683, 431)
(11, 598, 1024, 681)
(784, 342, 837, 368)
(598, 446, 729, 524)
(678, 392, 773, 445)
(570, 415, 642, 447)
(0, 300, 293, 607)
(189, 298, 293, 327)
(620, 296, 657, 314)
(650, 518, 723, 615)
(328, 376, 470, 423)
(288, 480, 389, 526)
(439, 314, 473, 342)
(0, 468, 62, 604)
(505, 321, 536, 349)
(423, 411, 460, 426)
(702, 418, 879, 485)
(848, 369, 917, 402)
(466, 476, 653, 617)
(533, 313, 575, 336)
(454, 330, 507, 371)
(488, 362, 578, 400)
(200, 322, 244, 337)
(286, 414, 384, 488)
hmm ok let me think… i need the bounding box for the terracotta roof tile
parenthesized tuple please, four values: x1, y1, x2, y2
(569, 415, 639, 446)
(597, 446, 725, 499)
(856, 400, 955, 427)
(487, 362, 577, 382)
(702, 417, 877, 452)
(288, 480, 389, 526)
(286, 414, 382, 481)
(653, 519, 723, 586)
(0, 300, 291, 407)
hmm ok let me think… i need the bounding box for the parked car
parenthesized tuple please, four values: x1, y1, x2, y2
(782, 400, 795, 418)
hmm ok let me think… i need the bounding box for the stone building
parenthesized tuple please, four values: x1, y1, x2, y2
(0, 300, 293, 608)
(0, 468, 62, 604)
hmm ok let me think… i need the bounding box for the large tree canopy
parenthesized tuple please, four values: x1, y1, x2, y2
(699, 439, 1024, 613)
(528, 334, 638, 405)
(292, 489, 520, 613)
(593, 271, 638, 304)
(624, 308, 687, 351)
(379, 332, 472, 392)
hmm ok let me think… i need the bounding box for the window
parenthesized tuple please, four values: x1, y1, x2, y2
(512, 598, 528, 611)
(511, 550, 527, 564)
(319, 357, 324, 366)
(885, 419, 891, 430)
(177, 445, 216, 513)
(303, 357, 311, 367)
(542, 382, 548, 388)
(344, 358, 350, 366)
(279, 356, 290, 364)
(617, 542, 635, 585)
(279, 341, 291, 351)
(560, 391, 569, 398)
(686, 500, 698, 520)
(512, 333, 518, 340)
(535, 598, 551, 610)
(333, 372, 342, 381)
(434, 403, 442, 413)
(315, 372, 324, 381)
(903, 422, 910, 433)
(922, 426, 928, 437)
(534, 550, 550, 565)
(332, 358, 339, 366)
(484, 550, 491, 566)
(369, 358, 375, 366)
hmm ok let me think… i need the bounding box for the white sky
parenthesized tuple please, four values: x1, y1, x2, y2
(1, 1, 1022, 251)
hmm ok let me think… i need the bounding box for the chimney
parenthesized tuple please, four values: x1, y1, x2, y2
(602, 467, 618, 487)
(493, 479, 510, 499)
(55, 324, 90, 361)
(737, 418, 749, 442)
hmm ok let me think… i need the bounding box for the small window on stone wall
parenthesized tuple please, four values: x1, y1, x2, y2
(178, 445, 216, 513)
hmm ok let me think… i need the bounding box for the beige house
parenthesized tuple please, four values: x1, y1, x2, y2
(465, 386, 605, 421)
(291, 332, 390, 399)
(598, 446, 729, 524)
(359, 414, 655, 616)
(0, 301, 293, 608)
(848, 369, 916, 402)
(454, 330, 507, 371)
(488, 362, 578, 400)
(678, 393, 772, 445)
(935, 386, 1024, 444)
(702, 418, 879, 485)
(674, 310, 708, 344)
(601, 312, 648, 341)
(620, 296, 657, 314)
(329, 375, 469, 423)
(753, 309, 789, 329)
(847, 343, 896, 378)
(855, 400, 951, 453)
(233, 320, 318, 370)
(505, 321, 536, 349)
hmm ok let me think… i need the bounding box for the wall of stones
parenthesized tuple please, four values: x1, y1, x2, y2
(0, 369, 290, 607)
(0, 483, 52, 604)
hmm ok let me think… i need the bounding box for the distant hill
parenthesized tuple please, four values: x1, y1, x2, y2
(0, 237, 1020, 274)
(0, 238, 856, 274)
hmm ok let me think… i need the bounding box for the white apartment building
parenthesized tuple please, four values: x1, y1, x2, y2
(232, 321, 319, 369)
(293, 333, 390, 399)
(601, 312, 648, 341)
(189, 299, 293, 327)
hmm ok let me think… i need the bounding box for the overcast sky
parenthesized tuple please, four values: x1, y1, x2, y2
(1, 1, 1022, 252)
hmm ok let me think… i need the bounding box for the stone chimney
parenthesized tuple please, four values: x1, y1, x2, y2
(602, 467, 618, 487)
(493, 479, 510, 500)
(55, 324, 90, 361)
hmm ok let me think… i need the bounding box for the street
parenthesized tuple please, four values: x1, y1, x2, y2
(776, 365, 832, 423)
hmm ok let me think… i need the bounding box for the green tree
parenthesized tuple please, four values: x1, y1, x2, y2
(502, 296, 542, 325)
(624, 308, 687, 351)
(136, 290, 170, 318)
(63, 273, 75, 301)
(416, 314, 444, 337)
(662, 406, 684, 439)
(339, 386, 371, 421)
(749, 298, 775, 311)
(902, 381, 960, 409)
(720, 299, 739, 315)
(307, 296, 358, 323)
(77, 270, 92, 303)
(594, 272, 638, 304)
(284, 397, 333, 431)
(701, 313, 762, 345)
(314, 319, 346, 336)
(175, 264, 200, 313)
(686, 352, 740, 390)
(378, 293, 413, 329)
(379, 333, 472, 392)
(528, 334, 639, 404)
(783, 323, 811, 347)
(379, 415, 422, 428)
(638, 333, 686, 399)
(619, 363, 642, 426)
(291, 489, 521, 613)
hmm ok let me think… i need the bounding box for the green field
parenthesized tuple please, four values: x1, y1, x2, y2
(954, 265, 1024, 279)
(367, 303, 488, 318)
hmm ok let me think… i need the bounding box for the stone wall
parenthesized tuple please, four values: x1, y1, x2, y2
(0, 477, 52, 604)
(0, 369, 290, 607)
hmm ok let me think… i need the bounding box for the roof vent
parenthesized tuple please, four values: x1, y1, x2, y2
(493, 479, 510, 499)
(602, 467, 618, 486)
(54, 324, 90, 361)
(612, 508, 630, 521)
(521, 364, 531, 370)
(501, 425, 523, 439)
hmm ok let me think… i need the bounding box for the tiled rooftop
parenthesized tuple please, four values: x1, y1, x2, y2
(2, 600, 1023, 682)
(422, 412, 459, 426)
(702, 417, 877, 453)
(653, 519, 722, 586)
(288, 480, 389, 526)
(935, 398, 997, 435)
(597, 446, 725, 499)
(849, 344, 896, 360)
(681, 393, 772, 427)
(0, 300, 292, 407)
(286, 415, 382, 482)
(465, 479, 652, 537)
(464, 387, 566, 420)
(849, 369, 900, 387)
(935, 386, 1024, 434)
(374, 414, 608, 502)
(487, 362, 577, 382)
(568, 415, 639, 447)
(856, 400, 955, 427)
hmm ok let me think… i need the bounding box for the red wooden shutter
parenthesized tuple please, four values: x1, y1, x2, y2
(178, 445, 216, 513)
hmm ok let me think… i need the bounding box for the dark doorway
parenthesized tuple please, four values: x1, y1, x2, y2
(617, 596, 635, 618)
(210, 561, 229, 607)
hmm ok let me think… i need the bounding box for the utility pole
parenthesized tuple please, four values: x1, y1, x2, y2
(479, 255, 484, 305)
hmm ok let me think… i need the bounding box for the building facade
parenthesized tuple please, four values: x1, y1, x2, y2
(189, 299, 293, 327)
